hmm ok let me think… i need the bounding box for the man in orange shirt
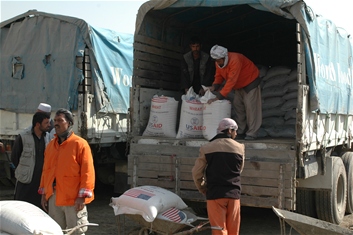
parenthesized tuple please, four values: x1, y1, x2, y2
(39, 109, 95, 234)
(208, 45, 262, 140)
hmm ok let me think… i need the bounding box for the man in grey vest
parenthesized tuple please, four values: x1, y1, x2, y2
(11, 112, 51, 209)
(180, 36, 215, 95)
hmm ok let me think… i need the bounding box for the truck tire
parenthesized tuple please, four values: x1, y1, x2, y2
(341, 152, 353, 214)
(296, 188, 317, 218)
(315, 157, 347, 224)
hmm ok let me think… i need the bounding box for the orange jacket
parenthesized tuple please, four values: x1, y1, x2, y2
(213, 52, 259, 98)
(39, 133, 95, 206)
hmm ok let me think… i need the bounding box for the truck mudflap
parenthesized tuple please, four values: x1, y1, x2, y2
(272, 207, 353, 235)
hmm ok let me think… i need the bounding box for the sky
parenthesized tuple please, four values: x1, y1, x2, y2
(0, 0, 352, 35)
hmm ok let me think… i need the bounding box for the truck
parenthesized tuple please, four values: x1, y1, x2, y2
(127, 0, 353, 225)
(0, 10, 133, 190)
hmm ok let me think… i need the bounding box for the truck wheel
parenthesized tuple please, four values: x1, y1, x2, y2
(296, 188, 317, 218)
(341, 152, 353, 214)
(315, 157, 347, 224)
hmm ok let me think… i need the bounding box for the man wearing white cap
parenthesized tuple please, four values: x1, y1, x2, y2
(11, 112, 51, 209)
(208, 45, 262, 140)
(37, 103, 51, 114)
(37, 103, 54, 134)
(192, 118, 245, 235)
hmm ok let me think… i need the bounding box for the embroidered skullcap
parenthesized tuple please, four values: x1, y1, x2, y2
(217, 118, 238, 134)
(37, 103, 51, 113)
(210, 45, 228, 59)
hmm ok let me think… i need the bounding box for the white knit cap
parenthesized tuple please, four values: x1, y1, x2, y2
(217, 118, 238, 133)
(37, 103, 51, 113)
(210, 45, 228, 59)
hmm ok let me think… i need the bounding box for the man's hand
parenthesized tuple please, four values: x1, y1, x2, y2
(75, 197, 85, 211)
(207, 97, 219, 104)
(209, 86, 215, 92)
(199, 88, 205, 96)
(41, 194, 48, 213)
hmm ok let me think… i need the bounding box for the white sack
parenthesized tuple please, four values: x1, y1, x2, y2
(110, 186, 188, 223)
(143, 95, 178, 138)
(263, 74, 293, 89)
(284, 109, 297, 120)
(176, 99, 204, 139)
(284, 81, 298, 92)
(262, 85, 288, 99)
(281, 98, 297, 111)
(283, 91, 297, 100)
(202, 100, 231, 140)
(262, 66, 291, 82)
(262, 117, 285, 127)
(265, 125, 295, 138)
(262, 108, 286, 118)
(0, 200, 63, 235)
(156, 207, 188, 223)
(262, 97, 285, 110)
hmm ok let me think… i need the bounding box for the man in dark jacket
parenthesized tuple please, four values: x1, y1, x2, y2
(11, 112, 51, 209)
(192, 118, 245, 235)
(180, 36, 215, 95)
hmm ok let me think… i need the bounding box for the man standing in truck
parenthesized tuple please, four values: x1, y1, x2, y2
(39, 108, 95, 234)
(208, 45, 262, 140)
(180, 36, 214, 95)
(192, 118, 245, 235)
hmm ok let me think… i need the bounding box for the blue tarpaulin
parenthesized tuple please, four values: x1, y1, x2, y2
(0, 11, 133, 114)
(89, 27, 133, 114)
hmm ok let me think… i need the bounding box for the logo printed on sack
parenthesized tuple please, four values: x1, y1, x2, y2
(185, 117, 205, 131)
(161, 207, 186, 223)
(124, 188, 155, 200)
(148, 115, 163, 129)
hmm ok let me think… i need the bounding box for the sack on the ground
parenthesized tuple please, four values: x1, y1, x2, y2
(110, 186, 188, 222)
(0, 200, 63, 235)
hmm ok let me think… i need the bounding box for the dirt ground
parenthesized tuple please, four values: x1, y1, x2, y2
(1, 183, 352, 235)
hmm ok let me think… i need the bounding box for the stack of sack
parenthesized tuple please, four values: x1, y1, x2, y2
(110, 185, 198, 225)
(260, 66, 297, 138)
(143, 87, 231, 140)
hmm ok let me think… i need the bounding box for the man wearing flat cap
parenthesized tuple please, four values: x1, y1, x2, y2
(39, 108, 95, 234)
(192, 118, 245, 235)
(208, 45, 262, 140)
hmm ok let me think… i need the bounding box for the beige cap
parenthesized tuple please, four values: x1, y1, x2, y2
(37, 103, 51, 113)
(217, 118, 238, 133)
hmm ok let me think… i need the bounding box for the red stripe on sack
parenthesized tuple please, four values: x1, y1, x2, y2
(124, 189, 155, 198)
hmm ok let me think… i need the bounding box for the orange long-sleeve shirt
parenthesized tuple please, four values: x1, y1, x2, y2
(39, 133, 95, 206)
(213, 52, 259, 98)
